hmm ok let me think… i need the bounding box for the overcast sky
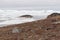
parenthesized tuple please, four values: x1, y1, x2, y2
(0, 0, 60, 10)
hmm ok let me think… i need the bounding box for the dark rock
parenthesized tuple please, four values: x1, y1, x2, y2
(20, 15, 33, 18)
(47, 13, 60, 18)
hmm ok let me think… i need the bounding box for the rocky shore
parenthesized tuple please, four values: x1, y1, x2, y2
(0, 13, 60, 40)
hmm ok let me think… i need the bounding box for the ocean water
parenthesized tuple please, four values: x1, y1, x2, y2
(0, 9, 60, 27)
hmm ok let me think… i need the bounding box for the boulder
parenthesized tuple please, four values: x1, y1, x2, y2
(47, 13, 60, 18)
(20, 15, 33, 18)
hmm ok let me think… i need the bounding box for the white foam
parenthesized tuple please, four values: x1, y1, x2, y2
(0, 9, 59, 27)
(0, 18, 35, 27)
